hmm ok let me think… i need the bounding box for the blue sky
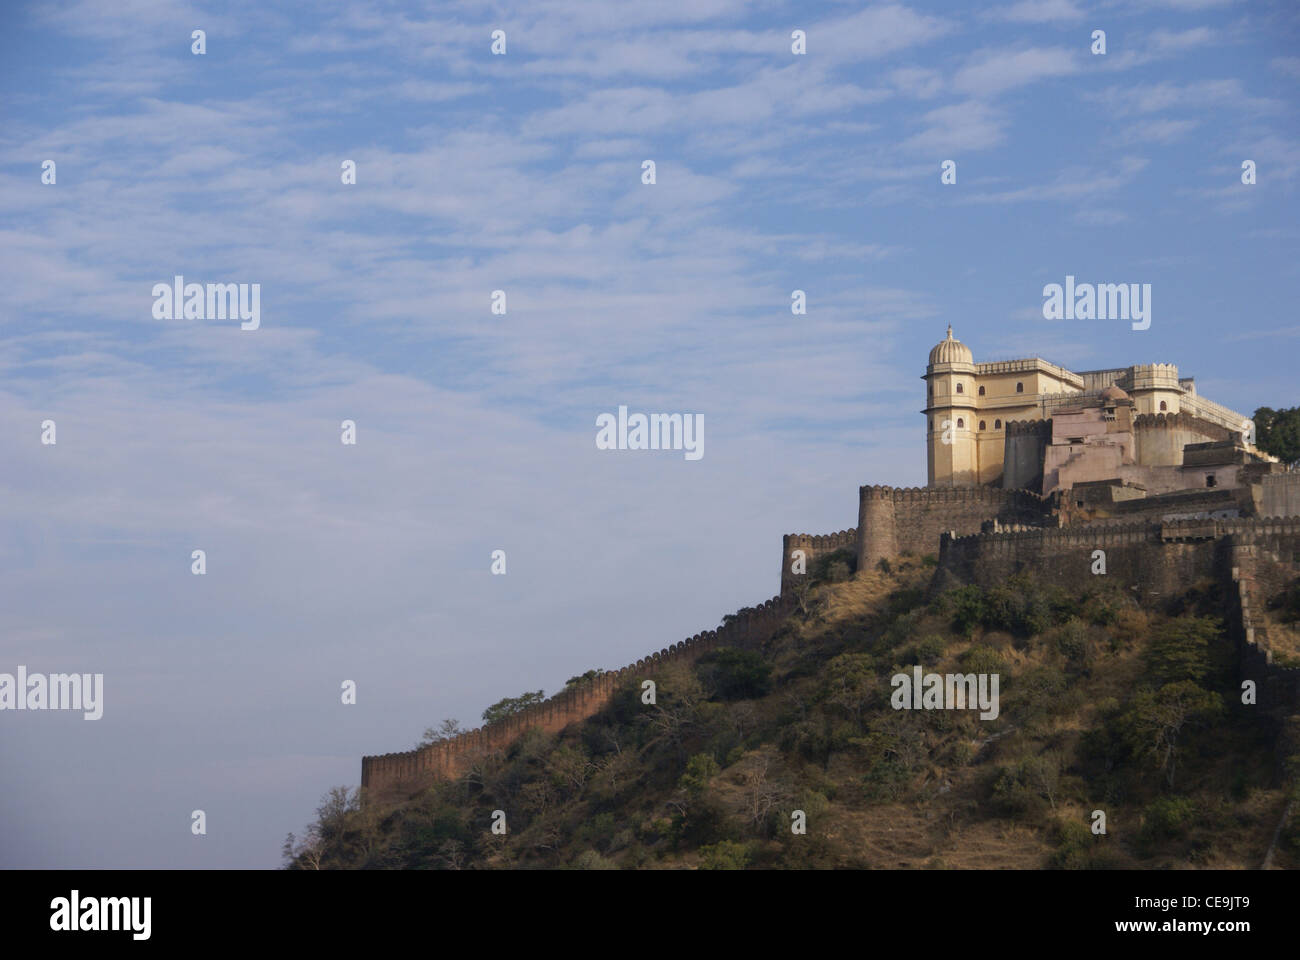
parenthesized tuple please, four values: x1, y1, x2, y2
(0, 0, 1297, 868)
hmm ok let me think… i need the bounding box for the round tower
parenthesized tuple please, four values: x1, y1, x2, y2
(923, 325, 978, 486)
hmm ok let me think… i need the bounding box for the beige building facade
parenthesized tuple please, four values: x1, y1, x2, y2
(923, 327, 1257, 489)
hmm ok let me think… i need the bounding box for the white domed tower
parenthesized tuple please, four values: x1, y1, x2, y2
(924, 326, 977, 486)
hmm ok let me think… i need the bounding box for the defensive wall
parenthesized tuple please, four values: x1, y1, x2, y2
(932, 517, 1300, 723)
(857, 484, 1053, 570)
(780, 529, 858, 590)
(361, 593, 795, 805)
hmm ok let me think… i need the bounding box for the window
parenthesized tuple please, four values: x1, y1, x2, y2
(1159, 401, 1168, 411)
(979, 420, 987, 431)
(1076, 500, 1084, 508)
(957, 418, 965, 428)
(1206, 474, 1216, 488)
(978, 385, 985, 396)
(1016, 382, 1024, 393)
(994, 419, 1001, 429)
(956, 383, 963, 394)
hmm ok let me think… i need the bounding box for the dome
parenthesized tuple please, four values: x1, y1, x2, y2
(1100, 384, 1130, 403)
(928, 325, 973, 366)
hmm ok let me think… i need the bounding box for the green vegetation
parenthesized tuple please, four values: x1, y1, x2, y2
(481, 690, 546, 724)
(1252, 405, 1300, 467)
(286, 560, 1294, 870)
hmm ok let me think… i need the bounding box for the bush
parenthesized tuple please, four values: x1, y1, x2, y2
(909, 634, 948, 665)
(1049, 819, 1096, 869)
(1145, 616, 1219, 685)
(679, 754, 720, 796)
(861, 758, 910, 803)
(695, 648, 773, 701)
(698, 840, 752, 870)
(572, 850, 618, 870)
(960, 645, 1007, 677)
(1140, 796, 1197, 843)
(811, 548, 857, 583)
(946, 586, 987, 638)
(1052, 618, 1090, 667)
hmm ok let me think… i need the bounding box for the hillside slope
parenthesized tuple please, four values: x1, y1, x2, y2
(287, 557, 1300, 870)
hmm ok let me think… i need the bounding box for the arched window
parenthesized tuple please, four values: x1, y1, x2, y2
(978, 385, 985, 396)
(1159, 401, 1168, 411)
(956, 383, 964, 394)
(994, 419, 1002, 429)
(957, 418, 965, 428)
(979, 420, 987, 431)
(1016, 382, 1024, 393)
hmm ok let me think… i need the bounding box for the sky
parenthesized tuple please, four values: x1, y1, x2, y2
(0, 0, 1296, 868)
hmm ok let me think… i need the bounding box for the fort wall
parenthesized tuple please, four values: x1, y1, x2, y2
(1003, 419, 1050, 492)
(933, 517, 1300, 733)
(781, 529, 858, 590)
(1132, 411, 1234, 466)
(1260, 471, 1300, 519)
(361, 593, 795, 804)
(857, 484, 1052, 570)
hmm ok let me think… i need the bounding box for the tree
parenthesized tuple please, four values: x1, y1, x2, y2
(1122, 681, 1223, 787)
(823, 653, 877, 730)
(1253, 406, 1300, 467)
(482, 689, 546, 725)
(282, 824, 325, 870)
(695, 648, 772, 701)
(698, 840, 751, 870)
(678, 753, 720, 797)
(1144, 616, 1218, 686)
(417, 717, 466, 748)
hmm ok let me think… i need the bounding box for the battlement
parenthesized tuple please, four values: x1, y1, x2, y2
(1129, 362, 1182, 390)
(1132, 410, 1236, 439)
(782, 529, 857, 550)
(781, 529, 859, 588)
(859, 484, 1047, 504)
(362, 594, 795, 803)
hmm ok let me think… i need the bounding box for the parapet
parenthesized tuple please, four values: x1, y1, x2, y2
(362, 593, 798, 803)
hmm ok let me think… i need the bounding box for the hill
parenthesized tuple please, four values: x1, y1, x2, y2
(285, 557, 1300, 870)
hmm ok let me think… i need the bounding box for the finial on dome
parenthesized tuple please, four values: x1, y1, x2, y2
(946, 324, 953, 339)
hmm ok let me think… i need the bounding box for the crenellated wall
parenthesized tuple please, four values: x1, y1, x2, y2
(1260, 471, 1300, 519)
(934, 515, 1300, 608)
(1132, 411, 1235, 466)
(361, 594, 796, 804)
(781, 529, 857, 590)
(857, 484, 1053, 570)
(932, 517, 1300, 757)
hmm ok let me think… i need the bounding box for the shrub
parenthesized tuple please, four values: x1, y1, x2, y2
(909, 634, 948, 664)
(1145, 616, 1219, 685)
(861, 758, 910, 803)
(1049, 819, 1096, 869)
(960, 645, 1007, 677)
(679, 753, 720, 796)
(811, 548, 857, 583)
(1110, 609, 1149, 650)
(572, 850, 618, 870)
(946, 586, 987, 637)
(698, 840, 752, 870)
(1140, 796, 1197, 843)
(695, 648, 773, 701)
(1053, 618, 1090, 667)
